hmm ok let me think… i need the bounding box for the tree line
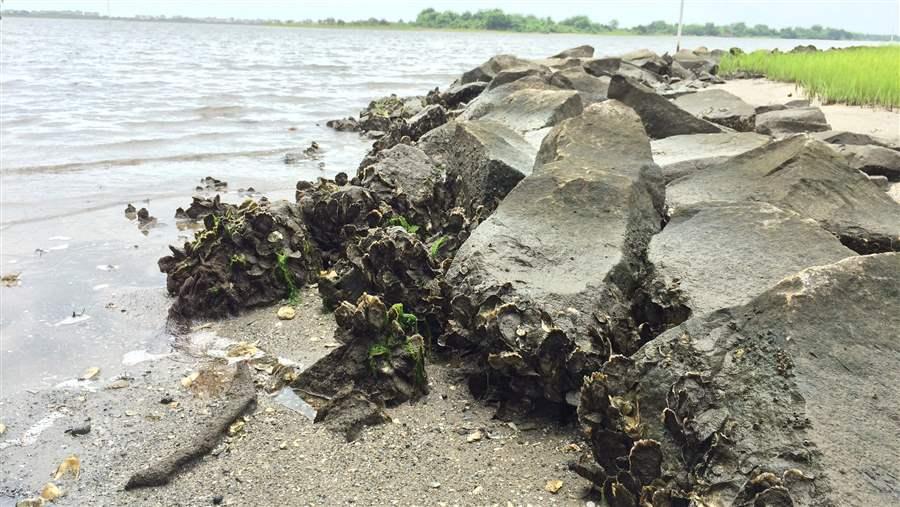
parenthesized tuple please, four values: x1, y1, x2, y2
(411, 8, 888, 40)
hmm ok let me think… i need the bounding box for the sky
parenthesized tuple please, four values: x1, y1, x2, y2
(4, 0, 899, 34)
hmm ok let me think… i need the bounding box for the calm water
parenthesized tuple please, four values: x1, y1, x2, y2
(0, 16, 881, 394)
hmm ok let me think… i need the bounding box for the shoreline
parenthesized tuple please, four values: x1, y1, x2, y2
(2, 40, 899, 506)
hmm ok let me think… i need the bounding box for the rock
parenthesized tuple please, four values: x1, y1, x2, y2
(124, 203, 137, 219)
(175, 194, 227, 221)
(836, 143, 900, 181)
(755, 103, 787, 115)
(293, 295, 428, 408)
(755, 107, 831, 136)
(420, 120, 537, 217)
(582, 253, 900, 506)
(551, 45, 594, 59)
(197, 176, 227, 192)
(810, 130, 898, 149)
(466, 430, 483, 443)
(314, 388, 391, 442)
(607, 75, 724, 139)
(642, 201, 854, 330)
(672, 49, 719, 76)
(212, 495, 224, 505)
(444, 101, 665, 404)
(667, 135, 900, 253)
(440, 81, 488, 108)
(40, 483, 62, 502)
(890, 182, 900, 204)
(326, 117, 360, 132)
(651, 132, 770, 181)
(158, 199, 321, 322)
(549, 67, 610, 104)
(672, 89, 756, 131)
(137, 208, 157, 228)
(402, 104, 447, 141)
(486, 67, 550, 91)
(276, 306, 296, 320)
(621, 49, 670, 75)
(868, 174, 890, 190)
(583, 57, 662, 86)
(458, 85, 583, 134)
(459, 54, 542, 85)
(358, 94, 421, 132)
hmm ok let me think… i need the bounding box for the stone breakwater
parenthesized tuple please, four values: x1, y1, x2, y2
(158, 45, 900, 506)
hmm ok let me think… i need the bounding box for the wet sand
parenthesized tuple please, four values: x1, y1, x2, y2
(711, 78, 900, 144)
(0, 287, 593, 506)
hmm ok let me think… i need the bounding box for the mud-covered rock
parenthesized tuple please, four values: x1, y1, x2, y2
(607, 75, 724, 139)
(641, 201, 854, 330)
(672, 89, 756, 131)
(580, 253, 900, 506)
(444, 101, 665, 405)
(835, 143, 900, 181)
(293, 294, 429, 409)
(755, 107, 831, 136)
(667, 136, 900, 253)
(651, 132, 770, 182)
(158, 199, 321, 321)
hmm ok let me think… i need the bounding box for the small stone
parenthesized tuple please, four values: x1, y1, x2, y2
(544, 479, 563, 494)
(212, 495, 224, 505)
(228, 420, 245, 436)
(124, 410, 136, 417)
(277, 306, 296, 320)
(107, 379, 130, 390)
(466, 430, 483, 443)
(0, 423, 6, 435)
(429, 482, 441, 489)
(80, 367, 100, 381)
(471, 485, 483, 495)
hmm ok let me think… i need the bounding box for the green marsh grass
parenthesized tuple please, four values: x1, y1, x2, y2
(719, 46, 900, 108)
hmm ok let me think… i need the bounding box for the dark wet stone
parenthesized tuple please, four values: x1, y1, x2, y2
(667, 136, 900, 253)
(607, 75, 724, 139)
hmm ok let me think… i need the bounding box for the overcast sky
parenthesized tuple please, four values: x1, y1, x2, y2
(5, 0, 899, 34)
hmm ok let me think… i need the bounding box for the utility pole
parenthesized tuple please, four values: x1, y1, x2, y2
(676, 0, 685, 52)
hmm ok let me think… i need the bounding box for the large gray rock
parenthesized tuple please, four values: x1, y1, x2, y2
(581, 253, 900, 506)
(651, 132, 770, 181)
(620, 49, 669, 75)
(607, 75, 724, 139)
(420, 119, 536, 216)
(445, 101, 666, 403)
(667, 135, 900, 253)
(459, 54, 543, 85)
(549, 67, 610, 104)
(440, 81, 487, 108)
(551, 45, 594, 59)
(458, 82, 583, 134)
(755, 106, 831, 135)
(811, 129, 898, 150)
(836, 143, 900, 181)
(644, 201, 854, 323)
(672, 89, 756, 131)
(584, 58, 662, 86)
(485, 67, 550, 91)
(672, 48, 719, 75)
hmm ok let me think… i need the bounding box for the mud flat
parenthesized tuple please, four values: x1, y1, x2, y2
(3, 44, 899, 506)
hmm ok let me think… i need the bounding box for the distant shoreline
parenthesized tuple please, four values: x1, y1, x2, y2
(2, 12, 893, 41)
